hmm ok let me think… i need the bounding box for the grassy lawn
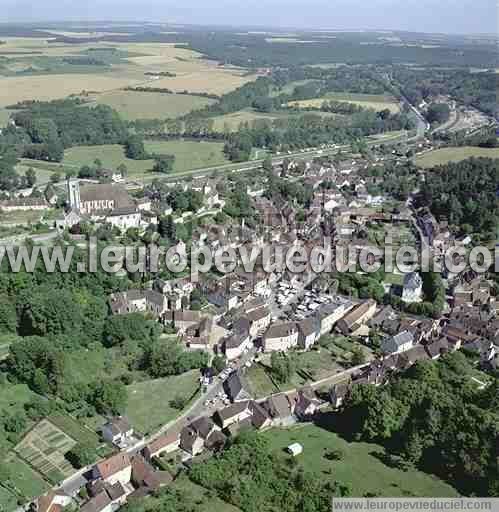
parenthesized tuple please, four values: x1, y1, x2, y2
(172, 474, 242, 512)
(94, 90, 215, 120)
(63, 144, 155, 174)
(126, 370, 200, 434)
(294, 348, 343, 381)
(3, 455, 49, 501)
(0, 485, 18, 512)
(246, 364, 280, 398)
(15, 163, 56, 186)
(0, 107, 11, 126)
(263, 424, 459, 497)
(48, 413, 100, 448)
(415, 146, 499, 168)
(144, 140, 229, 172)
(63, 140, 229, 177)
(0, 209, 46, 226)
(0, 344, 10, 360)
(0, 383, 40, 419)
(64, 346, 129, 385)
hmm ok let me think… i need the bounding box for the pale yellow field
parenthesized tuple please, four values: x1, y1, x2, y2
(288, 93, 400, 113)
(0, 38, 254, 103)
(265, 37, 320, 43)
(40, 30, 132, 38)
(153, 69, 257, 95)
(0, 74, 143, 107)
(0, 108, 11, 126)
(124, 44, 202, 65)
(0, 37, 51, 47)
(94, 90, 216, 120)
(415, 146, 499, 168)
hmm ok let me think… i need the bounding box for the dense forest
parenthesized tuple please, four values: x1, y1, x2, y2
(4, 98, 127, 162)
(0, 246, 206, 456)
(391, 67, 497, 116)
(419, 157, 499, 239)
(340, 353, 498, 496)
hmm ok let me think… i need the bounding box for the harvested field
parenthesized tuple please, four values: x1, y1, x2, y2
(94, 90, 215, 120)
(152, 69, 258, 95)
(288, 92, 400, 113)
(415, 146, 499, 168)
(0, 74, 143, 107)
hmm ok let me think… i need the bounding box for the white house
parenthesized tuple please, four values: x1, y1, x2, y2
(224, 332, 252, 360)
(381, 330, 414, 354)
(101, 417, 134, 448)
(247, 306, 272, 338)
(318, 301, 353, 336)
(263, 322, 299, 352)
(402, 272, 423, 303)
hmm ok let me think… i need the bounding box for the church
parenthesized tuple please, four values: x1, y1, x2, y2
(59, 178, 143, 231)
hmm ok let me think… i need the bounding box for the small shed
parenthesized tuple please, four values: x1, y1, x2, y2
(287, 443, 303, 457)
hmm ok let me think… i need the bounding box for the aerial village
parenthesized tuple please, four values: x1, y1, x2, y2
(11, 137, 495, 512)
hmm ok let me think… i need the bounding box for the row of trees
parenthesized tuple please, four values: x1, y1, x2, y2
(222, 109, 413, 161)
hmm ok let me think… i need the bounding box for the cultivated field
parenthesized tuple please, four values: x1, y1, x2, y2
(415, 146, 499, 168)
(144, 139, 229, 172)
(126, 370, 200, 434)
(15, 419, 77, 483)
(0, 38, 257, 106)
(152, 68, 257, 95)
(94, 90, 216, 120)
(0, 74, 143, 108)
(288, 92, 401, 113)
(263, 424, 459, 497)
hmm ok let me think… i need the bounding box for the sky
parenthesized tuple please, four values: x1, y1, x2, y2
(2, 0, 497, 35)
